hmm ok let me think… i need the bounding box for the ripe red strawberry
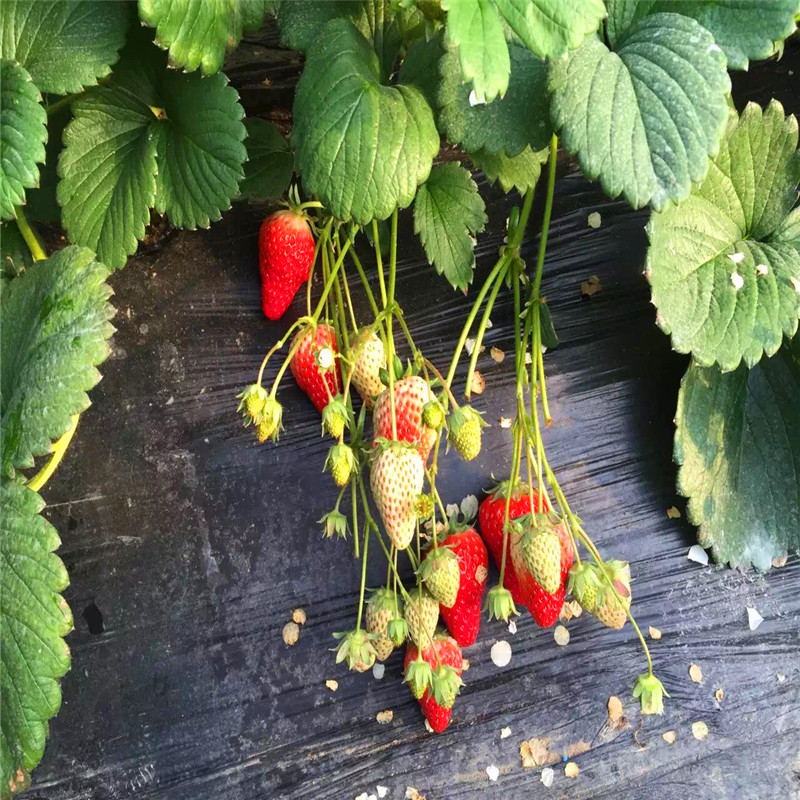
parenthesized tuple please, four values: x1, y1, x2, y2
(370, 442, 424, 549)
(426, 527, 487, 647)
(289, 323, 342, 412)
(259, 209, 316, 320)
(373, 375, 437, 461)
(478, 482, 548, 607)
(404, 635, 463, 733)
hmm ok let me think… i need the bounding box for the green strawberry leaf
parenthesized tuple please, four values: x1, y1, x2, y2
(606, 0, 800, 70)
(0, 479, 73, 798)
(152, 69, 247, 229)
(59, 31, 246, 267)
(441, 0, 604, 103)
(0, 60, 46, 221)
(470, 145, 550, 196)
(0, 222, 33, 284)
(414, 162, 487, 291)
(0, 0, 130, 95)
(0, 246, 114, 477)
(138, 0, 269, 75)
(277, 0, 361, 50)
(646, 102, 800, 371)
(397, 32, 445, 113)
(441, 0, 509, 104)
(540, 302, 558, 349)
(548, 12, 731, 211)
(675, 336, 800, 570)
(438, 42, 550, 157)
(493, 0, 606, 59)
(353, 0, 403, 81)
(292, 19, 439, 224)
(23, 106, 69, 225)
(238, 119, 294, 202)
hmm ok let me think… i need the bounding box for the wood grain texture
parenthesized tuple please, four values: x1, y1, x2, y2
(26, 34, 800, 800)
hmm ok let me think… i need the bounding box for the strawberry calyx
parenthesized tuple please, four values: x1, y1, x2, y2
(322, 395, 349, 438)
(633, 672, 669, 715)
(319, 508, 348, 539)
(486, 584, 518, 622)
(333, 628, 377, 673)
(431, 664, 464, 709)
(388, 616, 408, 647)
(405, 654, 434, 700)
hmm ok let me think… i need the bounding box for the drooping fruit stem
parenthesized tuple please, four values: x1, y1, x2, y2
(14, 207, 46, 261)
(26, 415, 79, 492)
(306, 217, 334, 316)
(355, 514, 370, 631)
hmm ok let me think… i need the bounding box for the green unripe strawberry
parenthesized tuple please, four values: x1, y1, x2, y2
(255, 395, 283, 443)
(237, 383, 268, 424)
(415, 493, 435, 521)
(365, 588, 400, 661)
(447, 406, 487, 461)
(405, 589, 439, 649)
(592, 560, 631, 630)
(521, 518, 561, 595)
(418, 548, 460, 608)
(422, 400, 445, 430)
(326, 443, 355, 487)
(322, 395, 348, 438)
(567, 562, 603, 613)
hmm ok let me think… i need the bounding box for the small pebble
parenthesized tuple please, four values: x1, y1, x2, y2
(282, 621, 300, 646)
(325, 679, 339, 692)
(587, 212, 602, 229)
(486, 764, 500, 782)
(649, 626, 662, 640)
(564, 762, 579, 778)
(373, 663, 385, 680)
(689, 663, 703, 683)
(499, 417, 512, 429)
(377, 788, 388, 799)
(692, 721, 709, 741)
(778, 673, 786, 683)
(554, 625, 570, 646)
(508, 620, 517, 635)
(687, 545, 709, 565)
(540, 767, 554, 787)
(662, 730, 676, 745)
(292, 608, 307, 625)
(715, 687, 724, 702)
(491, 640, 512, 667)
(376, 710, 393, 724)
(500, 727, 511, 739)
(747, 607, 764, 630)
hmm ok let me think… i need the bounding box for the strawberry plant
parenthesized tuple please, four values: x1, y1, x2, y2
(1, 0, 799, 792)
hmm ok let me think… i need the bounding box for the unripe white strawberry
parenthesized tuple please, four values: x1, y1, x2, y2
(350, 328, 386, 408)
(369, 441, 424, 549)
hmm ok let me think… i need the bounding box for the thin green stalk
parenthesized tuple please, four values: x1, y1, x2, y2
(499, 424, 523, 585)
(311, 232, 354, 321)
(306, 217, 333, 317)
(14, 208, 46, 261)
(355, 515, 370, 631)
(384, 212, 398, 440)
(257, 316, 310, 386)
(352, 477, 359, 560)
(340, 261, 358, 333)
(531, 134, 558, 300)
(347, 245, 381, 321)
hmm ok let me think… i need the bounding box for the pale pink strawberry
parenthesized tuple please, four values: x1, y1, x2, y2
(370, 442, 424, 549)
(373, 375, 437, 461)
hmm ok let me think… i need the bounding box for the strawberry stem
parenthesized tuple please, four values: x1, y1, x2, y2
(381, 212, 399, 440)
(355, 514, 370, 631)
(14, 206, 46, 261)
(351, 476, 359, 560)
(306, 217, 333, 317)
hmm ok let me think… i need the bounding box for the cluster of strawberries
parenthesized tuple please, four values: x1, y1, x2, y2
(240, 208, 635, 732)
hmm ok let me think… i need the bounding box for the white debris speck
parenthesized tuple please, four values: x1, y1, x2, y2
(689, 663, 703, 683)
(790, 276, 800, 294)
(461, 495, 478, 520)
(325, 679, 338, 691)
(554, 625, 570, 646)
(491, 640, 512, 668)
(499, 417, 512, 429)
(564, 762, 579, 778)
(376, 709, 394, 724)
(486, 764, 500, 782)
(687, 545, 709, 565)
(465, 337, 476, 356)
(500, 726, 512, 739)
(587, 212, 602, 229)
(373, 663, 385, 680)
(747, 607, 764, 630)
(778, 673, 786, 683)
(662, 730, 676, 744)
(756, 263, 768, 276)
(728, 252, 745, 264)
(377, 788, 388, 799)
(356, 793, 369, 800)
(508, 619, 517, 635)
(468, 89, 486, 106)
(731, 271, 744, 290)
(525, 351, 532, 365)
(166, 396, 174, 406)
(486, 318, 493, 329)
(318, 347, 333, 369)
(540, 767, 554, 787)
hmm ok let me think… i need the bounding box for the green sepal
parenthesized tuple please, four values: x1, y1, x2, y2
(431, 663, 463, 709)
(333, 628, 377, 672)
(388, 616, 408, 647)
(485, 584, 518, 622)
(405, 654, 434, 699)
(322, 395, 349, 439)
(319, 507, 349, 539)
(633, 672, 669, 715)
